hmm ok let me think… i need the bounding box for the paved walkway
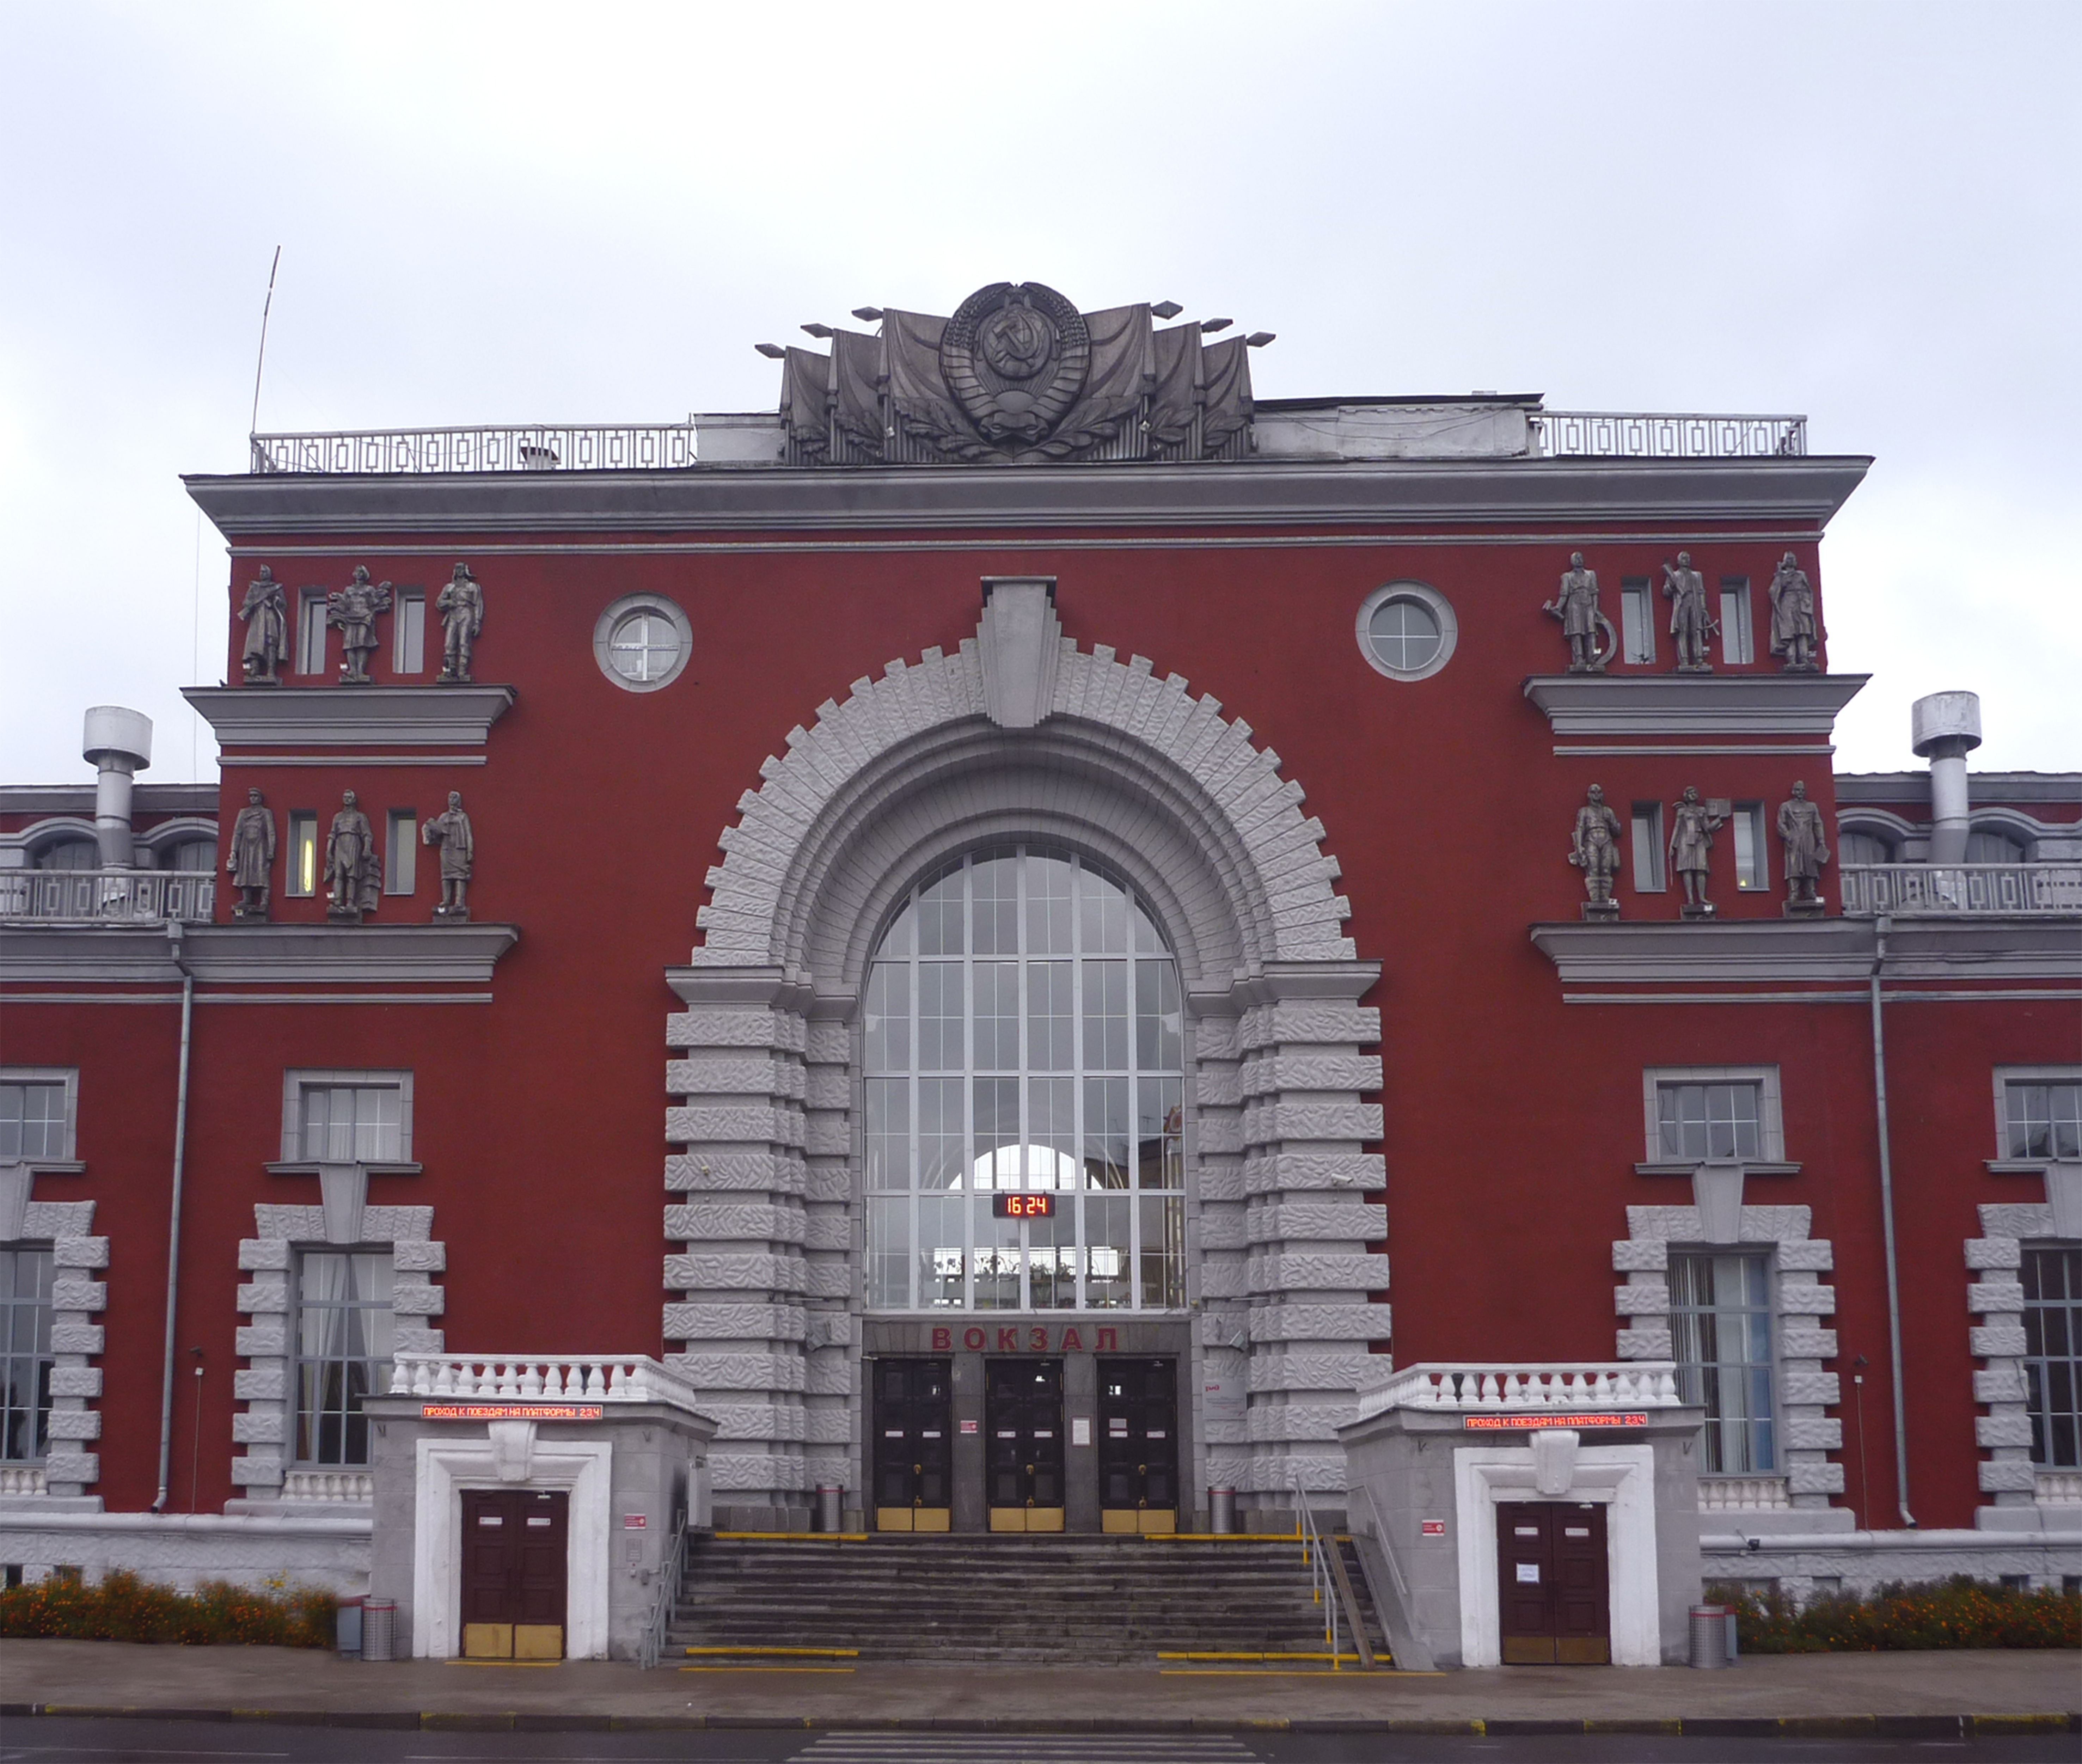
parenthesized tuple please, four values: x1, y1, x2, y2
(0, 1640, 2076, 1732)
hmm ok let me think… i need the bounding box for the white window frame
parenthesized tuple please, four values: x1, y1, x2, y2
(393, 590, 426, 675)
(593, 594, 693, 694)
(296, 590, 329, 677)
(1355, 581, 1458, 683)
(384, 810, 418, 897)
(1619, 578, 1655, 666)
(291, 1247, 397, 1468)
(1731, 801, 1770, 892)
(280, 1069, 415, 1165)
(1641, 1065, 1786, 1167)
(1719, 577, 1753, 665)
(1630, 802, 1666, 892)
(1666, 1245, 1780, 1475)
(0, 1067, 80, 1167)
(1990, 1065, 2082, 1172)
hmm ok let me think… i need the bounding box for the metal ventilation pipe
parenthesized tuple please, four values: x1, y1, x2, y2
(1910, 691, 1980, 865)
(81, 705, 154, 869)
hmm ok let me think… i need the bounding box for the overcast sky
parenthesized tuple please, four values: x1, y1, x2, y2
(3, 1, 2076, 788)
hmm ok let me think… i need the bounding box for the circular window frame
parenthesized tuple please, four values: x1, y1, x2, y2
(1355, 581, 1458, 682)
(593, 594, 693, 693)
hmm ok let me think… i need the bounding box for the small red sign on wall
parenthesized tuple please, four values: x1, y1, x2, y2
(622, 1513, 647, 1529)
(1421, 1519, 1446, 1537)
(959, 1419, 979, 1435)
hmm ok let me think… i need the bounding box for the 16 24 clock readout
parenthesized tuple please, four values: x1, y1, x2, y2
(992, 1193, 1056, 1219)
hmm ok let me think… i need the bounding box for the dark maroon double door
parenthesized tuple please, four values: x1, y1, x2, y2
(460, 1488, 568, 1659)
(1497, 1501, 1610, 1664)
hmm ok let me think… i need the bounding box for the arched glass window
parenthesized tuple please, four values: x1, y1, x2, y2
(1966, 828, 2029, 865)
(35, 839, 99, 871)
(1837, 829, 1897, 867)
(160, 838, 216, 872)
(862, 846, 1185, 1314)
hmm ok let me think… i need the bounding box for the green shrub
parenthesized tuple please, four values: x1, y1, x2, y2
(1706, 1575, 2081, 1653)
(0, 1569, 337, 1647)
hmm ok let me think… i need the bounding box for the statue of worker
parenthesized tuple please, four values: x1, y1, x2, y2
(1662, 552, 1715, 673)
(1542, 552, 1608, 673)
(324, 789, 380, 921)
(326, 567, 393, 685)
(1668, 785, 1726, 915)
(1768, 552, 1819, 673)
(226, 786, 275, 920)
(237, 567, 289, 685)
(421, 790, 474, 919)
(1568, 784, 1623, 917)
(1777, 780, 1830, 914)
(435, 563, 484, 684)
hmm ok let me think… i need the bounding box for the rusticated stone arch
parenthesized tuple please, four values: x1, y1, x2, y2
(664, 629, 1385, 1525)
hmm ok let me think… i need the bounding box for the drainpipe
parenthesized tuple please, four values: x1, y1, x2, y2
(1911, 691, 1980, 866)
(151, 920, 196, 1513)
(81, 706, 153, 869)
(1868, 913, 1915, 1527)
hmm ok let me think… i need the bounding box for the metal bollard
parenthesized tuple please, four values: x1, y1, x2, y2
(1688, 1603, 1729, 1668)
(1210, 1487, 1236, 1536)
(360, 1597, 396, 1663)
(817, 1484, 842, 1534)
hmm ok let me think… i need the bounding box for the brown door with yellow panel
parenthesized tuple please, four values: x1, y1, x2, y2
(1098, 1356, 1178, 1532)
(1496, 1501, 1609, 1664)
(460, 1488, 568, 1659)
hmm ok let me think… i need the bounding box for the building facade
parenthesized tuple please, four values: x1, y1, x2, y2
(1, 282, 2077, 1660)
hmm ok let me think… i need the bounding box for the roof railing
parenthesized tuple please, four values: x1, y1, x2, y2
(1838, 862, 2082, 916)
(0, 869, 213, 924)
(1531, 411, 1806, 459)
(249, 424, 697, 476)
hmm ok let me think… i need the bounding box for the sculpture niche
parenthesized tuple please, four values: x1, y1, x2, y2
(1542, 552, 1614, 674)
(325, 568, 393, 685)
(237, 567, 289, 685)
(436, 563, 484, 684)
(227, 786, 275, 921)
(1778, 780, 1829, 917)
(1668, 785, 1726, 919)
(324, 790, 381, 923)
(1662, 552, 1716, 673)
(421, 790, 473, 920)
(1768, 553, 1819, 673)
(1568, 784, 1624, 920)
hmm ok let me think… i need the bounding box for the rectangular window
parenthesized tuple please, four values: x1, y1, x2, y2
(393, 593, 425, 675)
(296, 592, 328, 676)
(286, 813, 318, 898)
(2007, 1081, 2082, 1162)
(295, 1251, 393, 1465)
(384, 811, 417, 896)
(1732, 802, 1769, 890)
(2022, 1246, 2081, 1469)
(0, 1083, 67, 1163)
(0, 1247, 55, 1462)
(1658, 1081, 1764, 1162)
(1620, 579, 1655, 665)
(1670, 1252, 1776, 1472)
(864, 1079, 908, 1191)
(868, 1195, 910, 1310)
(296, 1079, 406, 1163)
(863, 963, 909, 1075)
(1630, 803, 1666, 892)
(1720, 578, 1753, 664)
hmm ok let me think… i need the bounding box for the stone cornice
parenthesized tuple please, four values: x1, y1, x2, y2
(183, 685, 516, 747)
(183, 456, 1874, 537)
(1522, 674, 1869, 737)
(1531, 915, 2082, 986)
(0, 923, 519, 986)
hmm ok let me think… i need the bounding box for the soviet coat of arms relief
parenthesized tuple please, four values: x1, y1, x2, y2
(777, 280, 1258, 466)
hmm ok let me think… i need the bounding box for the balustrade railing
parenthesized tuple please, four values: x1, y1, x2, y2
(281, 1469, 374, 1503)
(0, 869, 213, 924)
(1839, 863, 2082, 917)
(387, 1352, 705, 1415)
(1354, 1362, 1682, 1426)
(1697, 1475, 1791, 1512)
(2037, 1471, 2082, 1506)
(1532, 411, 1806, 459)
(0, 1466, 47, 1497)
(250, 425, 698, 475)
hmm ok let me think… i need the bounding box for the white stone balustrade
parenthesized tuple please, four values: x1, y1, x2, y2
(1698, 1475, 1792, 1512)
(281, 1469, 373, 1503)
(387, 1353, 706, 1417)
(2037, 1471, 2082, 1506)
(0, 1466, 48, 1496)
(1353, 1361, 1682, 1425)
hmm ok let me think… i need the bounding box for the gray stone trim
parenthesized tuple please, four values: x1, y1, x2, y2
(232, 1203, 443, 1495)
(1836, 772, 2082, 807)
(1522, 674, 1868, 736)
(1640, 1066, 1786, 1163)
(14, 1197, 106, 1499)
(1965, 1202, 2074, 1510)
(278, 1070, 414, 1162)
(1533, 917, 2082, 988)
(1616, 1204, 1842, 1507)
(0, 924, 519, 987)
(181, 685, 516, 747)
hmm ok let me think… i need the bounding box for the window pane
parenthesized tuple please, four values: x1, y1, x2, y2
(1630, 806, 1665, 892)
(2008, 1083, 2082, 1162)
(0, 1084, 66, 1163)
(295, 1251, 394, 1466)
(1084, 961, 1128, 1071)
(917, 964, 963, 1071)
(972, 1077, 1018, 1188)
(394, 593, 425, 674)
(916, 867, 964, 956)
(864, 963, 910, 1074)
(2023, 1246, 2082, 1469)
(972, 1196, 1021, 1309)
(970, 852, 1017, 956)
(918, 1078, 964, 1190)
(1024, 851, 1073, 956)
(1659, 1082, 1762, 1162)
(1368, 598, 1441, 671)
(1136, 960, 1182, 1072)
(0, 1248, 56, 1461)
(1621, 581, 1654, 664)
(974, 962, 1019, 1069)
(864, 1079, 908, 1190)
(1139, 1195, 1184, 1309)
(1085, 1194, 1131, 1309)
(918, 1194, 965, 1308)
(1027, 961, 1074, 1072)
(1084, 1077, 1129, 1190)
(1670, 1251, 1776, 1473)
(868, 1195, 910, 1309)
(1079, 866, 1129, 955)
(1138, 1078, 1183, 1190)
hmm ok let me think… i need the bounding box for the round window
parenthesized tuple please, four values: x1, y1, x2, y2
(1356, 582, 1457, 681)
(593, 594, 692, 693)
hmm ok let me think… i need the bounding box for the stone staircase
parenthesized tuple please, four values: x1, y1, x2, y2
(668, 1533, 1385, 1665)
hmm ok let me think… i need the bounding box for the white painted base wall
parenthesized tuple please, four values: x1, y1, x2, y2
(0, 1509, 371, 1595)
(1702, 1525, 2082, 1600)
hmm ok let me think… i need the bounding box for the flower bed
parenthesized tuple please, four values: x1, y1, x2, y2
(1708, 1575, 2081, 1652)
(0, 1570, 336, 1647)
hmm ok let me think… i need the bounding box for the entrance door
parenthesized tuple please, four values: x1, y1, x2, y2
(1496, 1501, 1610, 1664)
(871, 1356, 953, 1532)
(985, 1358, 1065, 1532)
(460, 1488, 568, 1659)
(1098, 1356, 1178, 1533)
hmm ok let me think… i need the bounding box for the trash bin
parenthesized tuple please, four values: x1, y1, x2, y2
(1688, 1603, 1729, 1668)
(817, 1484, 843, 1534)
(360, 1597, 396, 1663)
(1210, 1487, 1236, 1536)
(335, 1599, 362, 1657)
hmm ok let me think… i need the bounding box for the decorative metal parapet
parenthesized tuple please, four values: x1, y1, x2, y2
(387, 1352, 706, 1416)
(0, 869, 213, 923)
(249, 424, 698, 476)
(1532, 410, 1807, 459)
(1353, 1361, 1683, 1427)
(1839, 863, 2082, 916)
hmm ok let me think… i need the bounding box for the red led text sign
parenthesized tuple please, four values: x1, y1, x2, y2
(930, 1324, 1122, 1354)
(420, 1402, 605, 1422)
(1462, 1412, 1649, 1431)
(993, 1193, 1055, 1219)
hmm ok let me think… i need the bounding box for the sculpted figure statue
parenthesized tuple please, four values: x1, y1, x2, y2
(421, 790, 474, 920)
(1543, 551, 1609, 673)
(227, 786, 275, 920)
(435, 563, 484, 684)
(326, 567, 393, 685)
(1768, 552, 1819, 672)
(1662, 551, 1715, 672)
(1668, 785, 1726, 915)
(1568, 783, 1623, 917)
(324, 789, 381, 922)
(237, 567, 289, 685)
(1777, 780, 1830, 914)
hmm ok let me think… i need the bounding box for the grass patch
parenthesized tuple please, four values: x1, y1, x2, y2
(0, 1569, 337, 1647)
(1707, 1575, 2081, 1653)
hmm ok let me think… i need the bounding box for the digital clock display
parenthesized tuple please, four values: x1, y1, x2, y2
(992, 1193, 1055, 1219)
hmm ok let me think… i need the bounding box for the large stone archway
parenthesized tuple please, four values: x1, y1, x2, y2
(663, 586, 1386, 1521)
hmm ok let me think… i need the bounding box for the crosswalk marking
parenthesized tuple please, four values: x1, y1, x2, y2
(791, 1737, 1261, 1764)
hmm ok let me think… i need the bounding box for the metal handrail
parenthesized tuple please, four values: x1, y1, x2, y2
(1838, 862, 2082, 917)
(1531, 410, 1806, 459)
(1355, 1481, 1414, 1614)
(0, 869, 213, 924)
(638, 1509, 692, 1670)
(1286, 1463, 1341, 1670)
(249, 424, 698, 476)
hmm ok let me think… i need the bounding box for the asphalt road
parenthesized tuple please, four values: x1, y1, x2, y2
(0, 1719, 2076, 1764)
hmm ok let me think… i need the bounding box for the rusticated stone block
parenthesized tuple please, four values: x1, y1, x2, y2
(1973, 1367, 2028, 1403)
(1977, 1459, 2038, 1493)
(699, 1403, 808, 1443)
(392, 1239, 446, 1272)
(1786, 1461, 1845, 1495)
(664, 1151, 808, 1195)
(668, 1104, 806, 1148)
(44, 1408, 102, 1441)
(663, 1351, 807, 1392)
(1247, 1252, 1388, 1292)
(663, 1301, 806, 1342)
(47, 1365, 102, 1398)
(390, 1283, 446, 1316)
(51, 1278, 106, 1313)
(1245, 1403, 1352, 1443)
(1971, 1325, 2029, 1358)
(1776, 1239, 1833, 1272)
(237, 1238, 292, 1271)
(1248, 1303, 1386, 1344)
(666, 1007, 805, 1051)
(1613, 1284, 1670, 1317)
(1967, 1281, 2026, 1315)
(234, 1365, 286, 1402)
(1776, 1282, 1837, 1316)
(1612, 1238, 1668, 1272)
(232, 1410, 283, 1445)
(1781, 1415, 1841, 1451)
(1779, 1327, 1837, 1360)
(665, 1252, 808, 1293)
(1965, 1236, 2022, 1270)
(1976, 1413, 2035, 1448)
(52, 1237, 108, 1269)
(1247, 1350, 1372, 1392)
